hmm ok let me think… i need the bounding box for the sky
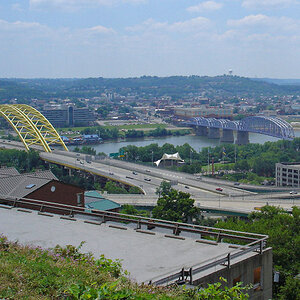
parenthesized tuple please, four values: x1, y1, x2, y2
(0, 0, 300, 78)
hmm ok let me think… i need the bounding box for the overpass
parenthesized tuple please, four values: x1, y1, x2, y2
(0, 105, 299, 214)
(188, 116, 295, 144)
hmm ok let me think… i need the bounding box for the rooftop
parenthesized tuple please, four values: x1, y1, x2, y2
(0, 170, 57, 199)
(0, 200, 267, 285)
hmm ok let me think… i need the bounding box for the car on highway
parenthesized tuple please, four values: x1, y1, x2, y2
(185, 185, 189, 189)
(290, 191, 298, 194)
(80, 161, 84, 165)
(145, 170, 151, 173)
(109, 172, 114, 175)
(144, 178, 151, 181)
(234, 182, 240, 186)
(196, 176, 202, 180)
(216, 187, 223, 192)
(132, 171, 138, 175)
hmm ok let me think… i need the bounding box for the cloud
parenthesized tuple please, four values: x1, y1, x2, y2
(0, 19, 49, 32)
(86, 25, 115, 35)
(29, 0, 146, 10)
(126, 17, 211, 33)
(187, 1, 223, 13)
(227, 14, 300, 32)
(242, 0, 299, 9)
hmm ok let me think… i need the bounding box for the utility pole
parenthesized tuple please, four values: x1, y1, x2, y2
(207, 148, 210, 175)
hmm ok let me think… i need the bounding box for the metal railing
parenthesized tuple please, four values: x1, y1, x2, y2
(0, 195, 268, 286)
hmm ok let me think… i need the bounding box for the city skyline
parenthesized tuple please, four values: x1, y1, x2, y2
(1, 0, 300, 78)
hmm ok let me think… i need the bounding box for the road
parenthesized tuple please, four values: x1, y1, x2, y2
(1, 140, 299, 213)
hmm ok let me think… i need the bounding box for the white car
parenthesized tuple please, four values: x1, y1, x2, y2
(290, 191, 298, 195)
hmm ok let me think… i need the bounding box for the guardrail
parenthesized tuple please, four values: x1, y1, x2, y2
(0, 195, 268, 286)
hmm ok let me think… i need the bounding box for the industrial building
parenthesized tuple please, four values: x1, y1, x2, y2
(40, 105, 95, 127)
(174, 106, 233, 119)
(276, 162, 300, 187)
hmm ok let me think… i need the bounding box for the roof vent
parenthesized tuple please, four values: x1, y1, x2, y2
(25, 184, 36, 189)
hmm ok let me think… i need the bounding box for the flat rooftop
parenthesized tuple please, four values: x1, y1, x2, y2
(0, 207, 254, 283)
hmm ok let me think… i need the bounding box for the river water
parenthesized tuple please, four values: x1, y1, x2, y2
(70, 129, 300, 155)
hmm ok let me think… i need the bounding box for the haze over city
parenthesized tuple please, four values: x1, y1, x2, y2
(1, 0, 300, 78)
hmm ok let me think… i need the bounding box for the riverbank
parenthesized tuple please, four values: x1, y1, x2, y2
(70, 129, 300, 155)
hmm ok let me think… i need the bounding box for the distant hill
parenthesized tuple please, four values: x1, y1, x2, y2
(252, 78, 300, 86)
(1, 75, 300, 102)
(0, 80, 46, 103)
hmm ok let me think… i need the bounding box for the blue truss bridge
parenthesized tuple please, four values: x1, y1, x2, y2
(187, 116, 295, 144)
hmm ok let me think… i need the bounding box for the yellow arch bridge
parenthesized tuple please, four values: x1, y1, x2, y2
(0, 104, 68, 152)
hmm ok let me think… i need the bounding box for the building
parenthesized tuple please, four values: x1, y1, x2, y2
(0, 205, 272, 300)
(174, 106, 233, 119)
(276, 162, 300, 187)
(84, 190, 121, 212)
(40, 105, 95, 127)
(0, 168, 85, 213)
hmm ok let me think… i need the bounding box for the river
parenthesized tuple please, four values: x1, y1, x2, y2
(70, 129, 300, 155)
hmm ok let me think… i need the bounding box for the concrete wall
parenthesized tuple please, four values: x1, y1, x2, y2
(193, 248, 272, 300)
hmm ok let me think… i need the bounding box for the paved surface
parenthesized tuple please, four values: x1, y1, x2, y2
(0, 207, 236, 283)
(1, 140, 299, 213)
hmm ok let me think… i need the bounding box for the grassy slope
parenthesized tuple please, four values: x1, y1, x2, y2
(0, 236, 184, 299)
(0, 235, 249, 299)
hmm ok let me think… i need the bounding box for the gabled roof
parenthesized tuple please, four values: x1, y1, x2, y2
(0, 170, 57, 199)
(0, 167, 20, 177)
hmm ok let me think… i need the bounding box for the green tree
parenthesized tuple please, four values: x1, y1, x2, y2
(104, 181, 128, 194)
(156, 181, 172, 196)
(216, 206, 300, 298)
(152, 189, 199, 223)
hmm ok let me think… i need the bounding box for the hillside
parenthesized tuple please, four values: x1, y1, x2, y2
(1, 75, 300, 101)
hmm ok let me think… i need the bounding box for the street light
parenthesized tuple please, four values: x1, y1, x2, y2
(151, 150, 154, 166)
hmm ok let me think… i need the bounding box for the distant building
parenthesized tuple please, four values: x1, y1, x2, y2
(174, 106, 233, 119)
(276, 162, 300, 187)
(40, 105, 95, 127)
(83, 134, 102, 144)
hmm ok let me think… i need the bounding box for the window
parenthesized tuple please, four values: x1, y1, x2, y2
(25, 184, 36, 189)
(233, 276, 241, 286)
(253, 267, 262, 291)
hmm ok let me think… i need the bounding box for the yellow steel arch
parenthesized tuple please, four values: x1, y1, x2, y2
(13, 104, 68, 152)
(0, 104, 68, 152)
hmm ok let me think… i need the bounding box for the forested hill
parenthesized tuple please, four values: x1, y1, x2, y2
(0, 80, 46, 103)
(1, 75, 300, 101)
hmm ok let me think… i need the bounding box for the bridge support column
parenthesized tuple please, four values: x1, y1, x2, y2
(195, 126, 208, 136)
(220, 129, 234, 143)
(208, 128, 220, 139)
(236, 131, 249, 145)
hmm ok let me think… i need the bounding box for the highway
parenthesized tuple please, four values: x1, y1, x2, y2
(1, 140, 299, 213)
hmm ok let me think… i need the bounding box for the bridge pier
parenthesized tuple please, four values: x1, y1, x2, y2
(236, 131, 249, 145)
(220, 129, 234, 143)
(195, 126, 208, 136)
(208, 128, 220, 139)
